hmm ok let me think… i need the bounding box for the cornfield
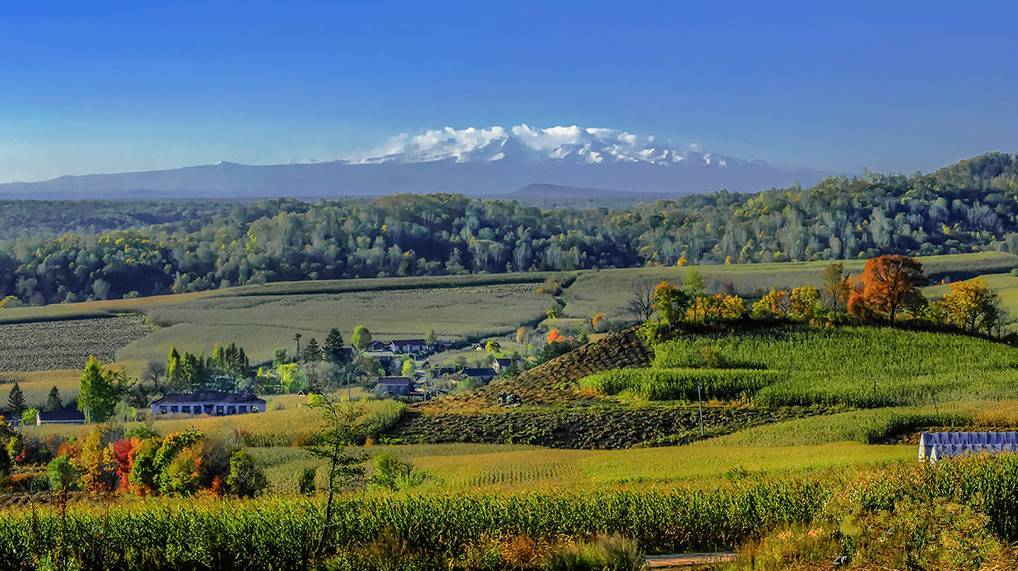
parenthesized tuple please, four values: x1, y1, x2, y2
(653, 326, 1018, 407)
(579, 368, 781, 401)
(0, 480, 828, 570)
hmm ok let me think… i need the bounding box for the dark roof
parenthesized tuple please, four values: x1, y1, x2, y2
(461, 367, 497, 377)
(493, 358, 513, 365)
(38, 410, 86, 422)
(376, 377, 413, 386)
(152, 392, 265, 405)
(391, 339, 427, 345)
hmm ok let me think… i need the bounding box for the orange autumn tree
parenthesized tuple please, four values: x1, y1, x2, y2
(851, 255, 925, 324)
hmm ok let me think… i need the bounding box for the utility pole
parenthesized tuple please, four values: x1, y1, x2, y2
(697, 382, 704, 436)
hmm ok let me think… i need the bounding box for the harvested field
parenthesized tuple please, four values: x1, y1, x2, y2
(0, 315, 155, 372)
(389, 405, 824, 449)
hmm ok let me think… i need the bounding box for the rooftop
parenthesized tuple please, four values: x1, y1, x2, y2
(152, 392, 266, 405)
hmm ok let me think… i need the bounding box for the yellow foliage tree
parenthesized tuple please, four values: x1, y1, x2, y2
(788, 286, 823, 322)
(751, 288, 789, 319)
(940, 278, 1002, 334)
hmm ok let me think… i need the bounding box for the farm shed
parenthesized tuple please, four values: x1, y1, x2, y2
(36, 410, 86, 425)
(460, 367, 498, 383)
(151, 392, 266, 417)
(375, 376, 414, 396)
(918, 431, 1018, 462)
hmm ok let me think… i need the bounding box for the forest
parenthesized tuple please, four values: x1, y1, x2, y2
(1, 152, 1017, 306)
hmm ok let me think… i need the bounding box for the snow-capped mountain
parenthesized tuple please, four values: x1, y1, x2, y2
(354, 124, 739, 167)
(0, 124, 830, 199)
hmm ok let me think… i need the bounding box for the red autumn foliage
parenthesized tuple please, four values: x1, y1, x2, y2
(111, 437, 141, 491)
(853, 255, 925, 323)
(546, 328, 566, 344)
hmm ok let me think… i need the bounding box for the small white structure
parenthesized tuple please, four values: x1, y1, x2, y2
(151, 392, 266, 417)
(918, 431, 1018, 462)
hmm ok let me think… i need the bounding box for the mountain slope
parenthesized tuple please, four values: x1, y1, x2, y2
(0, 125, 829, 199)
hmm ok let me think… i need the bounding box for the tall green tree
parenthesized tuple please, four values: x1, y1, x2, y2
(78, 356, 130, 423)
(305, 338, 322, 362)
(6, 383, 26, 418)
(323, 328, 345, 363)
(166, 346, 182, 389)
(45, 386, 62, 412)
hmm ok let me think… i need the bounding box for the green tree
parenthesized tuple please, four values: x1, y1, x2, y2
(47, 454, 80, 493)
(304, 338, 322, 362)
(305, 393, 367, 556)
(323, 328, 345, 363)
(20, 407, 38, 426)
(685, 269, 706, 297)
(401, 359, 416, 377)
(6, 383, 26, 418)
(166, 346, 182, 389)
(425, 329, 437, 346)
(351, 325, 372, 351)
(652, 282, 692, 325)
(226, 449, 268, 498)
(45, 386, 62, 412)
(78, 356, 130, 423)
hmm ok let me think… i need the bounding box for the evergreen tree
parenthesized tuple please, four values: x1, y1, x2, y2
(166, 346, 182, 389)
(305, 338, 322, 362)
(324, 328, 345, 363)
(6, 383, 26, 417)
(45, 386, 62, 411)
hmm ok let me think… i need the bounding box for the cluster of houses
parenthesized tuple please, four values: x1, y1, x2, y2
(19, 337, 513, 425)
(373, 356, 516, 400)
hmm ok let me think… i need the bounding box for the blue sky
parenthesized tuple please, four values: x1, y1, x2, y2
(2, 1, 1017, 181)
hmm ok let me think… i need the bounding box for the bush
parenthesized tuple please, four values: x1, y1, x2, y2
(299, 467, 316, 496)
(226, 450, 268, 498)
(370, 451, 425, 491)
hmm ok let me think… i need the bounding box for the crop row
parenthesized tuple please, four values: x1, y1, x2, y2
(579, 368, 782, 401)
(0, 480, 827, 570)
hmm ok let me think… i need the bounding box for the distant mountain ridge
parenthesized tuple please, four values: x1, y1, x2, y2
(0, 124, 830, 199)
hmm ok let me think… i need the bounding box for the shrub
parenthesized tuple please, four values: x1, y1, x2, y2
(226, 450, 268, 498)
(299, 467, 316, 496)
(370, 451, 425, 491)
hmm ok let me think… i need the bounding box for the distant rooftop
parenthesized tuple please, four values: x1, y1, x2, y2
(152, 392, 265, 405)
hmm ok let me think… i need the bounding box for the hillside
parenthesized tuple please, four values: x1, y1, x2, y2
(2, 154, 1018, 307)
(389, 318, 1018, 449)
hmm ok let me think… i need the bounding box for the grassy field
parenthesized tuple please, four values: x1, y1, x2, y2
(926, 271, 1018, 315)
(0, 369, 81, 409)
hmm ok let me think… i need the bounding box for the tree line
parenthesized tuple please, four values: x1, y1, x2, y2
(2, 153, 1018, 305)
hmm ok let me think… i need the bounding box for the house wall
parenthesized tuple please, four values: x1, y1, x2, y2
(151, 401, 265, 416)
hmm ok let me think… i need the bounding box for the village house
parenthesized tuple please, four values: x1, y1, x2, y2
(374, 376, 414, 397)
(491, 357, 513, 374)
(150, 392, 266, 417)
(36, 410, 86, 425)
(389, 339, 430, 354)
